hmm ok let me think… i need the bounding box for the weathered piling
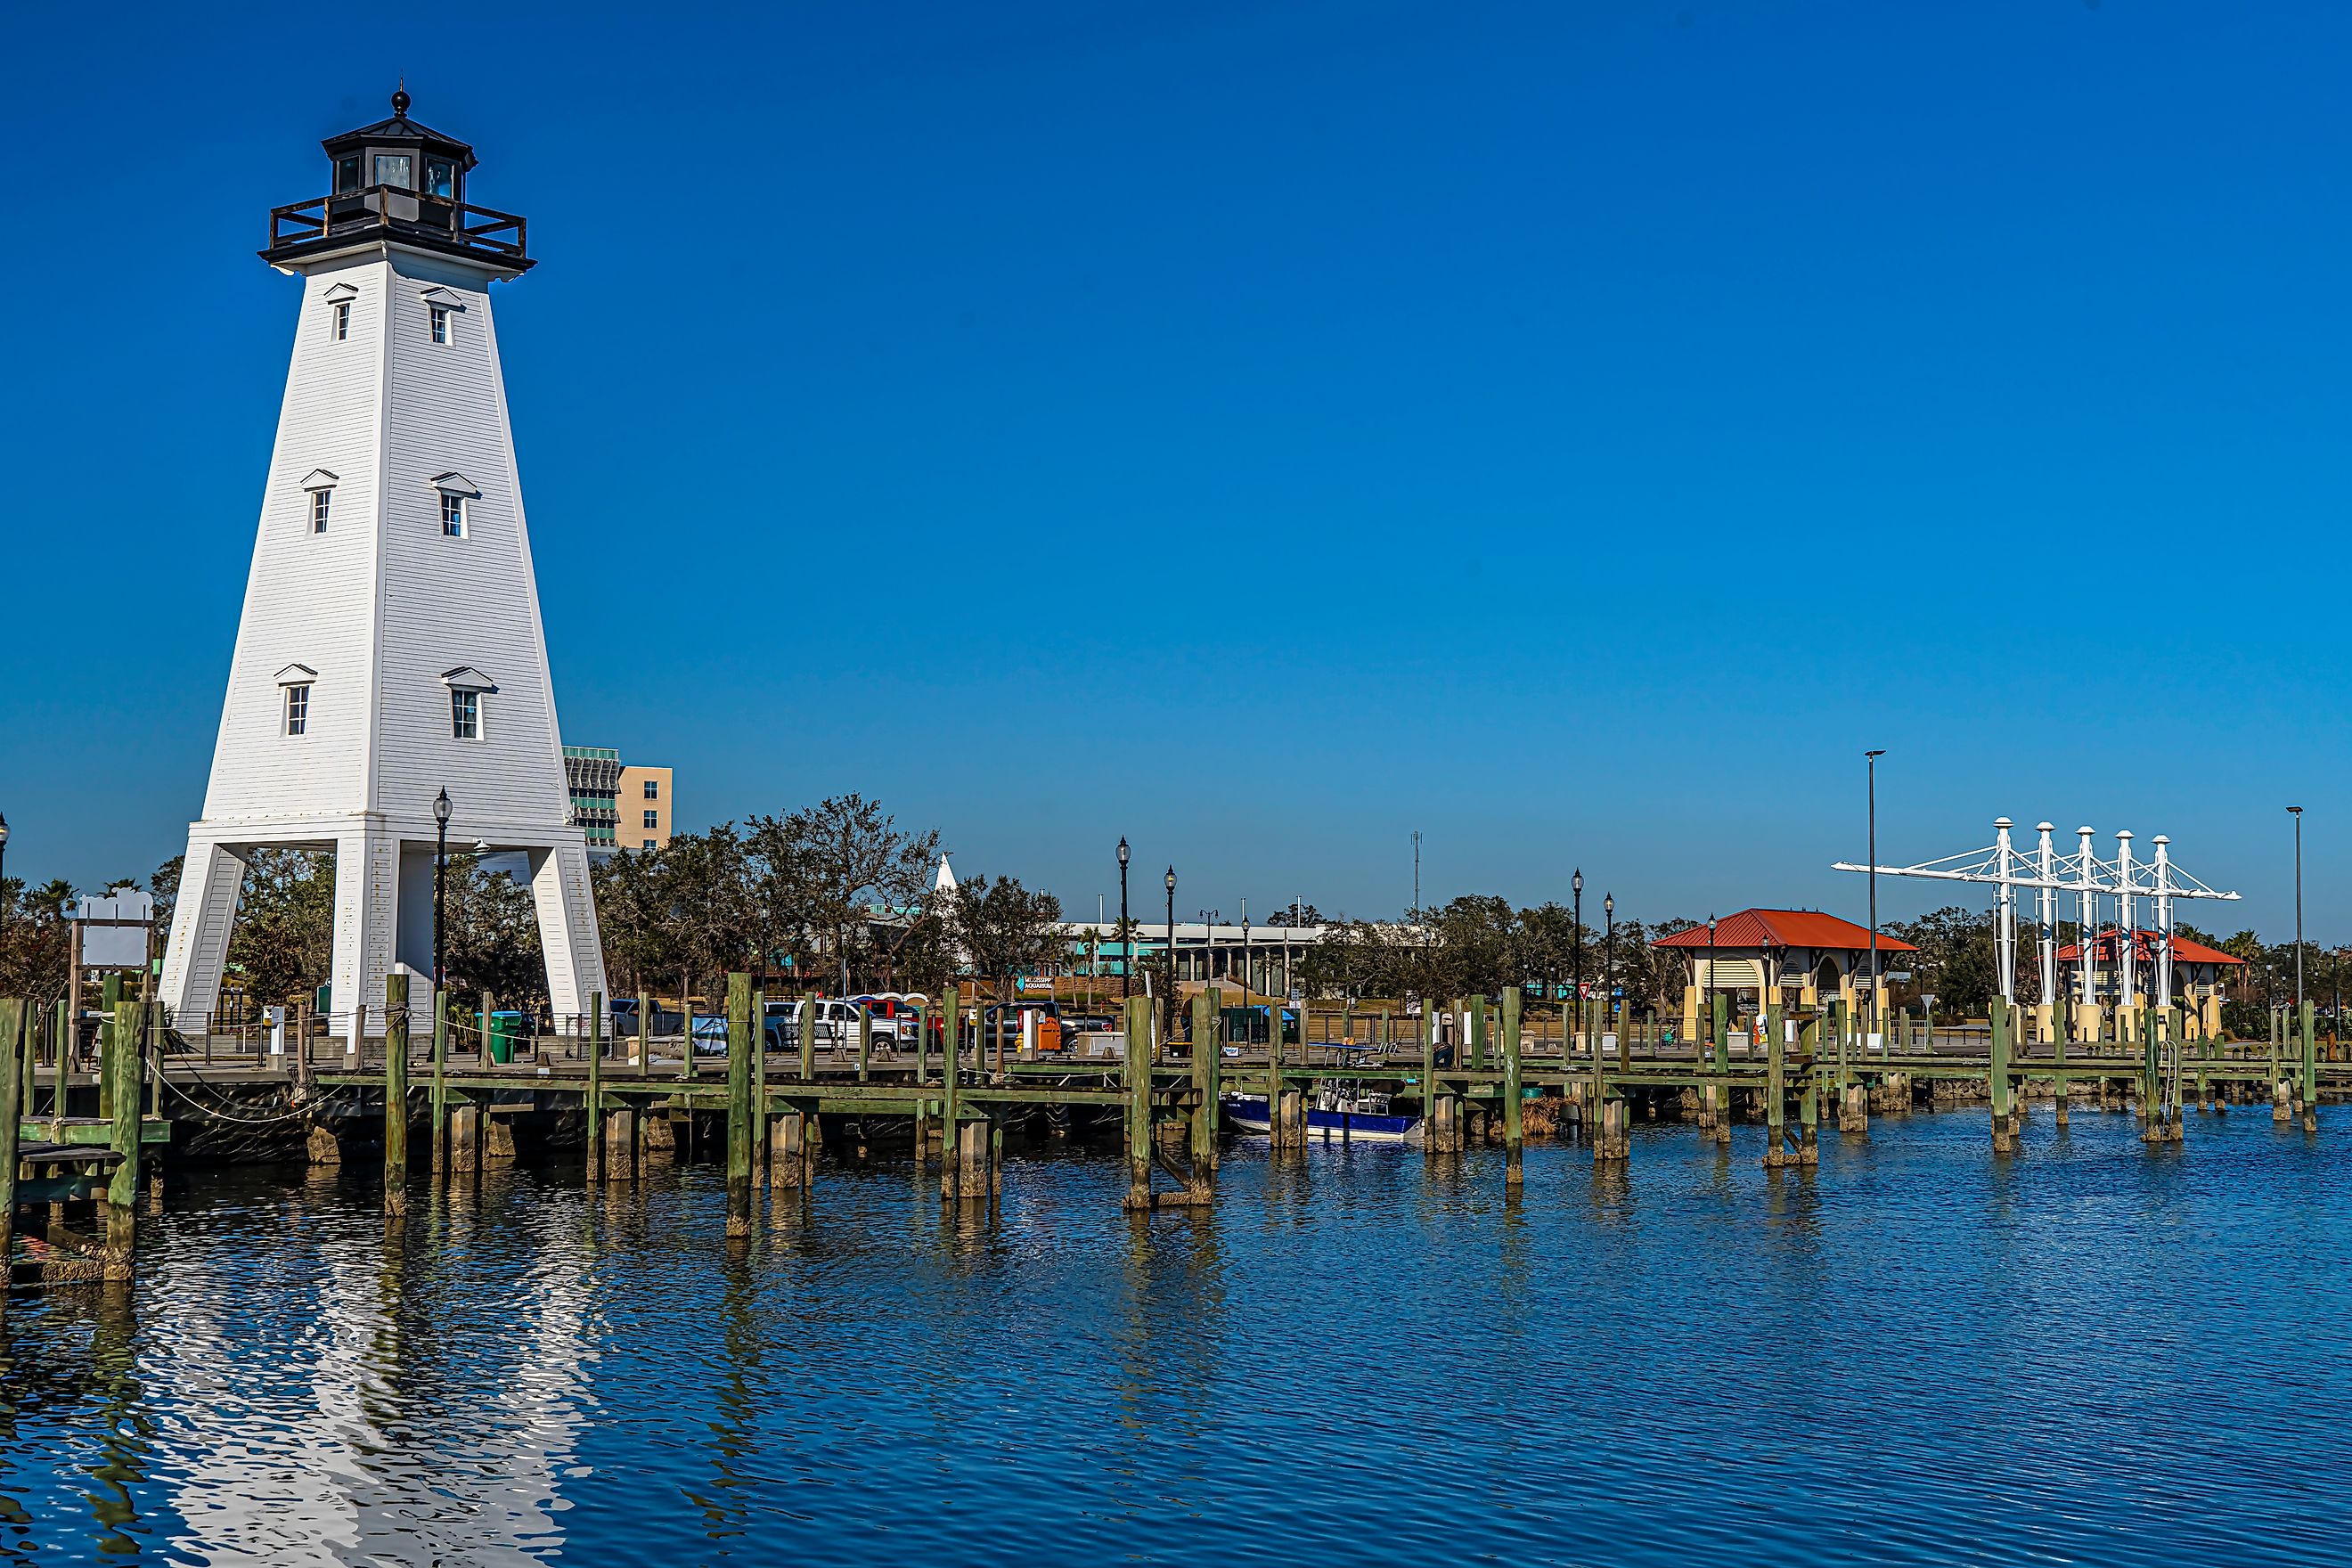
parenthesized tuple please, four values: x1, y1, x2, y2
(799, 990, 817, 1081)
(724, 972, 754, 1238)
(2300, 1001, 2319, 1134)
(941, 1004, 978, 1204)
(1189, 987, 1221, 1196)
(104, 999, 144, 1277)
(767, 1107, 804, 1188)
(1762, 1002, 1788, 1168)
(583, 987, 606, 1184)
(1, 1000, 22, 1288)
(1501, 988, 1524, 1186)
(383, 975, 410, 1215)
(429, 987, 449, 1173)
(1123, 995, 1153, 1212)
(1989, 998, 2014, 1154)
(752, 985, 769, 1184)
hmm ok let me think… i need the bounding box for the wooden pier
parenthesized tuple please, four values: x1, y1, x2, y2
(7, 978, 2342, 1289)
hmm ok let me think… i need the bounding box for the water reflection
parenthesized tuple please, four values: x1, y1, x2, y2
(1, 1115, 2348, 1565)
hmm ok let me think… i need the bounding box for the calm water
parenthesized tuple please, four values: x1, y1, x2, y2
(4, 1105, 2349, 1565)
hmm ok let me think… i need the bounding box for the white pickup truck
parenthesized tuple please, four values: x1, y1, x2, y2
(764, 998, 914, 1051)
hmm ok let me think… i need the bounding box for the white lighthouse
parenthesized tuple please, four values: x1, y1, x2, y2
(160, 91, 606, 1043)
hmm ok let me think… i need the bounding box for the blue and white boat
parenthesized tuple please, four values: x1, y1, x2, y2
(1222, 1081, 1421, 1143)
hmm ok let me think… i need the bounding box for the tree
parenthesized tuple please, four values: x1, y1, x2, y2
(441, 853, 546, 1009)
(952, 874, 1065, 1005)
(227, 849, 336, 1009)
(0, 875, 76, 1000)
(755, 796, 940, 993)
(1265, 901, 1324, 927)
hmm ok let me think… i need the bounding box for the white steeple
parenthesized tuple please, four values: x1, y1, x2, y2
(935, 853, 958, 895)
(160, 91, 606, 1041)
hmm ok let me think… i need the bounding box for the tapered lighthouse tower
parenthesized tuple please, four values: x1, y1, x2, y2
(160, 91, 605, 1042)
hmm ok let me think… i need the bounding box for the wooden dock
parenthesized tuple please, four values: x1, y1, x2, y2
(7, 978, 2341, 1290)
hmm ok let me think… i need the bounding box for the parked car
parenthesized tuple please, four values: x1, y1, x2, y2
(762, 997, 915, 1051)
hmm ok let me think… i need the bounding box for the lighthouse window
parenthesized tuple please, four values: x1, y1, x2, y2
(283, 683, 311, 737)
(331, 300, 350, 341)
(426, 159, 454, 199)
(373, 153, 412, 189)
(440, 493, 466, 536)
(429, 304, 451, 345)
(311, 490, 331, 534)
(451, 689, 480, 740)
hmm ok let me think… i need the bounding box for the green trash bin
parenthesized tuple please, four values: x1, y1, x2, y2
(488, 1009, 527, 1065)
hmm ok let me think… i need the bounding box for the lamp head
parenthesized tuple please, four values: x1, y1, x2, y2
(1117, 837, 1130, 868)
(0, 812, 10, 850)
(1164, 866, 1176, 893)
(1572, 869, 1583, 895)
(433, 788, 452, 826)
(1605, 893, 1614, 918)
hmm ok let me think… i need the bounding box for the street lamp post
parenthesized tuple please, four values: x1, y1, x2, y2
(0, 811, 11, 936)
(1572, 869, 1584, 1052)
(1164, 865, 1178, 1038)
(2290, 806, 2305, 1015)
(1866, 749, 1884, 1034)
(1117, 837, 1131, 1002)
(1706, 913, 1719, 1054)
(1603, 892, 1615, 1036)
(433, 790, 452, 991)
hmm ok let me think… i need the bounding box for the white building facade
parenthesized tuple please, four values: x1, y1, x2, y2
(160, 92, 605, 1042)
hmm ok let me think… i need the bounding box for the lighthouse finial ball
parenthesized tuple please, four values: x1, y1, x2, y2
(393, 81, 411, 117)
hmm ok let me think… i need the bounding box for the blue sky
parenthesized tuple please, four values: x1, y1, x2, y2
(4, 1, 2342, 937)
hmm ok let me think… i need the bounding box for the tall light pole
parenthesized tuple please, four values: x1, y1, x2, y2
(1164, 865, 1178, 1036)
(432, 789, 453, 990)
(0, 811, 11, 936)
(1603, 891, 1616, 1041)
(1117, 837, 1131, 1002)
(1866, 749, 1884, 1032)
(1572, 868, 1584, 1031)
(1412, 829, 1421, 912)
(2290, 805, 2304, 1013)
(1706, 912, 1718, 1051)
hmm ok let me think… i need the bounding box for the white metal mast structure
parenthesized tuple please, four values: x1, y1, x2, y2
(160, 92, 606, 1047)
(1833, 817, 2239, 1011)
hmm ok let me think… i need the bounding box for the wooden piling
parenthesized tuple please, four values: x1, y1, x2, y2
(1760, 1001, 1786, 1166)
(1989, 998, 2013, 1153)
(449, 1104, 480, 1172)
(2300, 1000, 2319, 1134)
(857, 1009, 871, 1082)
(723, 972, 754, 1237)
(768, 1109, 804, 1188)
(429, 986, 449, 1174)
(799, 990, 817, 1082)
(1502, 987, 1524, 1186)
(585, 988, 605, 1185)
(1123, 995, 1152, 1211)
(383, 975, 410, 1216)
(1189, 987, 1220, 1195)
(1, 1000, 22, 1287)
(104, 999, 143, 1277)
(752, 985, 768, 1186)
(941, 1002, 968, 1203)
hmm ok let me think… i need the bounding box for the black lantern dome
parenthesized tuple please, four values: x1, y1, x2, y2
(323, 86, 478, 205)
(264, 88, 529, 272)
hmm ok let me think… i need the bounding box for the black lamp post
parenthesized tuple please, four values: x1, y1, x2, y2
(1706, 912, 1719, 1054)
(0, 811, 11, 936)
(1866, 748, 1884, 1032)
(1117, 837, 1131, 1002)
(1164, 866, 1178, 1036)
(2290, 805, 2305, 1015)
(433, 789, 452, 990)
(1572, 866, 1584, 1010)
(1604, 891, 1616, 1037)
